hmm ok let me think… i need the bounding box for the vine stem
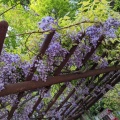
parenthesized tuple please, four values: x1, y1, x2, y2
(0, 2, 20, 16)
(6, 20, 102, 38)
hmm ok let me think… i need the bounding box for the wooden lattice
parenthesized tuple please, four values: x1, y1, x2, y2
(0, 20, 120, 120)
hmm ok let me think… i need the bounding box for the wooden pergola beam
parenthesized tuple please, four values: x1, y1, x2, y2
(45, 85, 66, 113)
(26, 30, 55, 81)
(54, 32, 85, 76)
(57, 88, 76, 112)
(0, 21, 8, 55)
(0, 65, 119, 97)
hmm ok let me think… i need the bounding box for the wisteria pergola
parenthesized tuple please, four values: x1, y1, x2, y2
(0, 20, 120, 120)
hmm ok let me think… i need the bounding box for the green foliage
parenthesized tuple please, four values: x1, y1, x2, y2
(89, 84, 120, 117)
(59, 0, 114, 29)
(0, 0, 30, 6)
(89, 100, 105, 115)
(103, 84, 120, 110)
(109, 0, 120, 12)
(30, 0, 72, 19)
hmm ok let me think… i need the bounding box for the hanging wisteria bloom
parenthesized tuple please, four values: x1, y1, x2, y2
(86, 25, 103, 47)
(34, 60, 48, 82)
(103, 17, 120, 38)
(0, 50, 31, 91)
(38, 16, 57, 30)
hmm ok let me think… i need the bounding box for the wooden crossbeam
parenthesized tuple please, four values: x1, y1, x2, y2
(0, 66, 119, 97)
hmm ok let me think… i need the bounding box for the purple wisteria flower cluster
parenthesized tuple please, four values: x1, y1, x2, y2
(0, 50, 31, 91)
(38, 16, 57, 31)
(103, 18, 120, 38)
(86, 17, 120, 46)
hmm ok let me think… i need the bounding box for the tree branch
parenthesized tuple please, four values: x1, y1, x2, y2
(0, 3, 20, 16)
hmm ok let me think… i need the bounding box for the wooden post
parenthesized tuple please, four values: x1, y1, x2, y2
(0, 21, 8, 55)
